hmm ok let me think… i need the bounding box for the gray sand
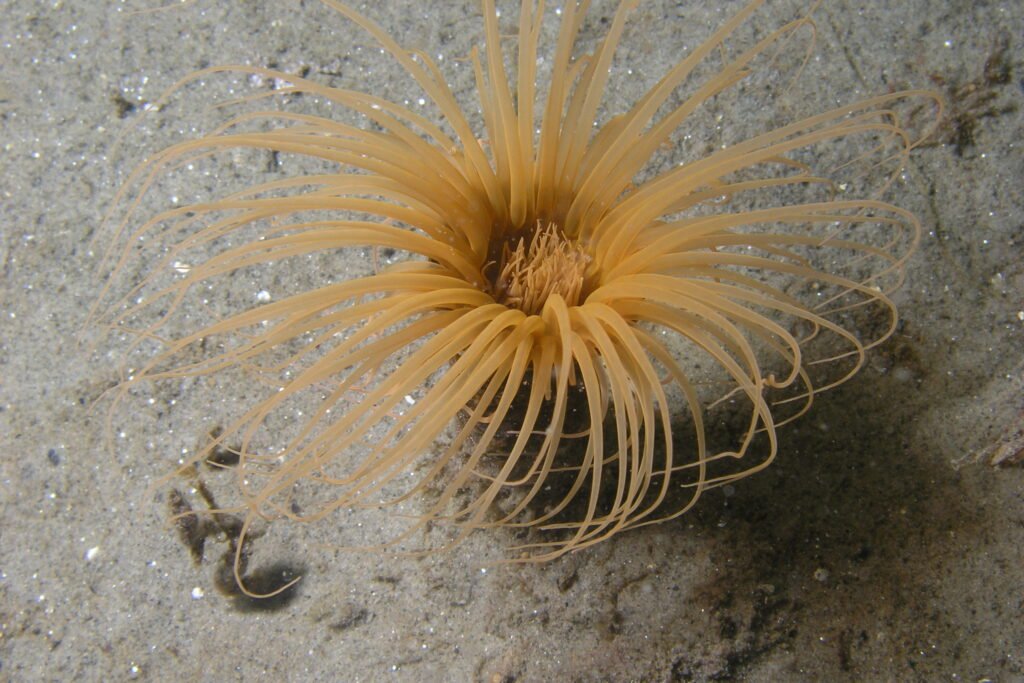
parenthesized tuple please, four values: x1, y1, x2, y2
(2, 1, 1022, 681)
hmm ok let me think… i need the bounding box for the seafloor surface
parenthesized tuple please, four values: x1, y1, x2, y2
(2, 1, 1022, 681)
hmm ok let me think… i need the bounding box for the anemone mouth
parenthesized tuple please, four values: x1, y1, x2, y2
(487, 220, 593, 315)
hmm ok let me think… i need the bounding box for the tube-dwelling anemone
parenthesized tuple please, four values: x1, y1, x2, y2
(95, 0, 936, 575)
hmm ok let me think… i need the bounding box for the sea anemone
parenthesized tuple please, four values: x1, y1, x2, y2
(94, 0, 936, 577)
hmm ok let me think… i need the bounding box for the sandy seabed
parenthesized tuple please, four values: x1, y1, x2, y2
(1, 1, 1022, 681)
